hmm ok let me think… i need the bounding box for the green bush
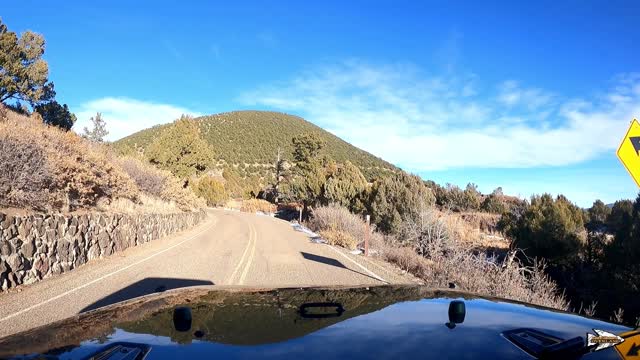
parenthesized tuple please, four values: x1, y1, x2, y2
(367, 172, 435, 234)
(481, 193, 507, 214)
(499, 194, 584, 262)
(606, 200, 633, 234)
(193, 176, 227, 206)
(323, 161, 367, 210)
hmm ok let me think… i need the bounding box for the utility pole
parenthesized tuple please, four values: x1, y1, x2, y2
(364, 214, 370, 257)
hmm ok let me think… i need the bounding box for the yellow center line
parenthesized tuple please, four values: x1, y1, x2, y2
(238, 223, 257, 285)
(226, 224, 253, 285)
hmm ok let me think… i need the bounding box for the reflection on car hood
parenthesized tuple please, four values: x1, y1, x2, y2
(0, 285, 632, 359)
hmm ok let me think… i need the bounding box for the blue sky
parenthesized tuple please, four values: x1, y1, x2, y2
(3, 0, 640, 206)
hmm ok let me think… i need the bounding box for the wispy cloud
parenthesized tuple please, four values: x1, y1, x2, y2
(497, 80, 554, 110)
(72, 97, 201, 141)
(240, 61, 640, 171)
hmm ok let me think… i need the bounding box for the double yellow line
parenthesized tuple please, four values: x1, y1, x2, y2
(226, 222, 257, 285)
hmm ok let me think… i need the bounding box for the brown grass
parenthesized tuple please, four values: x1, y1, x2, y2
(116, 156, 204, 211)
(308, 205, 367, 241)
(240, 199, 277, 213)
(318, 229, 359, 250)
(378, 209, 568, 310)
(0, 105, 204, 213)
(0, 111, 137, 211)
(117, 156, 167, 197)
(98, 194, 181, 214)
(434, 210, 509, 251)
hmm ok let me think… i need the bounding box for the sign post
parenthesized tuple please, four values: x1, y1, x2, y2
(364, 215, 370, 257)
(617, 119, 640, 187)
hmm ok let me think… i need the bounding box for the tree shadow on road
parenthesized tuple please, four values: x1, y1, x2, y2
(300, 252, 382, 283)
(80, 277, 214, 313)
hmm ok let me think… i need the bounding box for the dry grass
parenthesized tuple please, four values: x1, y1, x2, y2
(0, 111, 137, 211)
(434, 210, 509, 251)
(116, 156, 204, 211)
(308, 205, 367, 241)
(318, 229, 359, 250)
(308, 205, 393, 251)
(378, 209, 568, 310)
(117, 156, 167, 197)
(0, 105, 204, 213)
(98, 194, 181, 214)
(240, 199, 277, 213)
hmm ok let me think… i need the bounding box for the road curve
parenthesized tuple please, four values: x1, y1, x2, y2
(0, 209, 415, 337)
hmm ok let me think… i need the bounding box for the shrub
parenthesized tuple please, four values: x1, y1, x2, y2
(383, 246, 430, 277)
(160, 176, 206, 211)
(323, 161, 367, 210)
(383, 210, 568, 310)
(117, 156, 167, 197)
(588, 199, 611, 226)
(0, 135, 53, 209)
(606, 200, 633, 234)
(367, 172, 435, 234)
(193, 176, 227, 206)
(319, 229, 359, 250)
(241, 199, 277, 213)
(0, 115, 137, 211)
(481, 194, 507, 214)
(99, 194, 181, 214)
(397, 209, 454, 257)
(116, 156, 204, 211)
(499, 194, 585, 262)
(308, 205, 367, 242)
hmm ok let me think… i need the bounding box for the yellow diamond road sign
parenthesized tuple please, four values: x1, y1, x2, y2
(617, 119, 640, 188)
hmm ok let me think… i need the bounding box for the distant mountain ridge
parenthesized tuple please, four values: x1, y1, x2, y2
(114, 110, 398, 181)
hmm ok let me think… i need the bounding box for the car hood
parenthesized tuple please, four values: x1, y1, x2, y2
(0, 285, 633, 359)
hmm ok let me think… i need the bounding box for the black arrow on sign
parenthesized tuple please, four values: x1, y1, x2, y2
(628, 342, 640, 357)
(630, 137, 640, 156)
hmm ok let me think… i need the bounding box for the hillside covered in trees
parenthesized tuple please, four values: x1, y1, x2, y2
(114, 111, 397, 182)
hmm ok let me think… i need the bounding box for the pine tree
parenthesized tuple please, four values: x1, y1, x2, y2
(82, 112, 109, 142)
(0, 18, 55, 105)
(147, 115, 213, 183)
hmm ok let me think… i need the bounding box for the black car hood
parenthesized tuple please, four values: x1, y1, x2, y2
(0, 285, 633, 359)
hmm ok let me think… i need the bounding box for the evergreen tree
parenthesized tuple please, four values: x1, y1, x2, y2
(367, 172, 435, 234)
(82, 112, 108, 142)
(499, 194, 584, 262)
(0, 18, 55, 105)
(323, 160, 367, 210)
(34, 101, 76, 130)
(289, 133, 327, 208)
(147, 115, 213, 183)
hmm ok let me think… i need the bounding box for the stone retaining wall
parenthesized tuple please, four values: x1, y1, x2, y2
(0, 211, 206, 290)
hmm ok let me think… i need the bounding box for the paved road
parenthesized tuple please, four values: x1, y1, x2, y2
(0, 209, 414, 337)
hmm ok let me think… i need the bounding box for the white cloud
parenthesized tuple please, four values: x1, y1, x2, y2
(240, 61, 640, 171)
(497, 80, 554, 109)
(72, 97, 201, 141)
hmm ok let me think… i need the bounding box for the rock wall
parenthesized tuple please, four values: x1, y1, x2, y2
(0, 211, 206, 290)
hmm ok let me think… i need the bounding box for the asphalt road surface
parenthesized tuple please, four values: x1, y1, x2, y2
(0, 209, 415, 337)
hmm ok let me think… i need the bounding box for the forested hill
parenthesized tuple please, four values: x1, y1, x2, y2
(114, 110, 397, 180)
